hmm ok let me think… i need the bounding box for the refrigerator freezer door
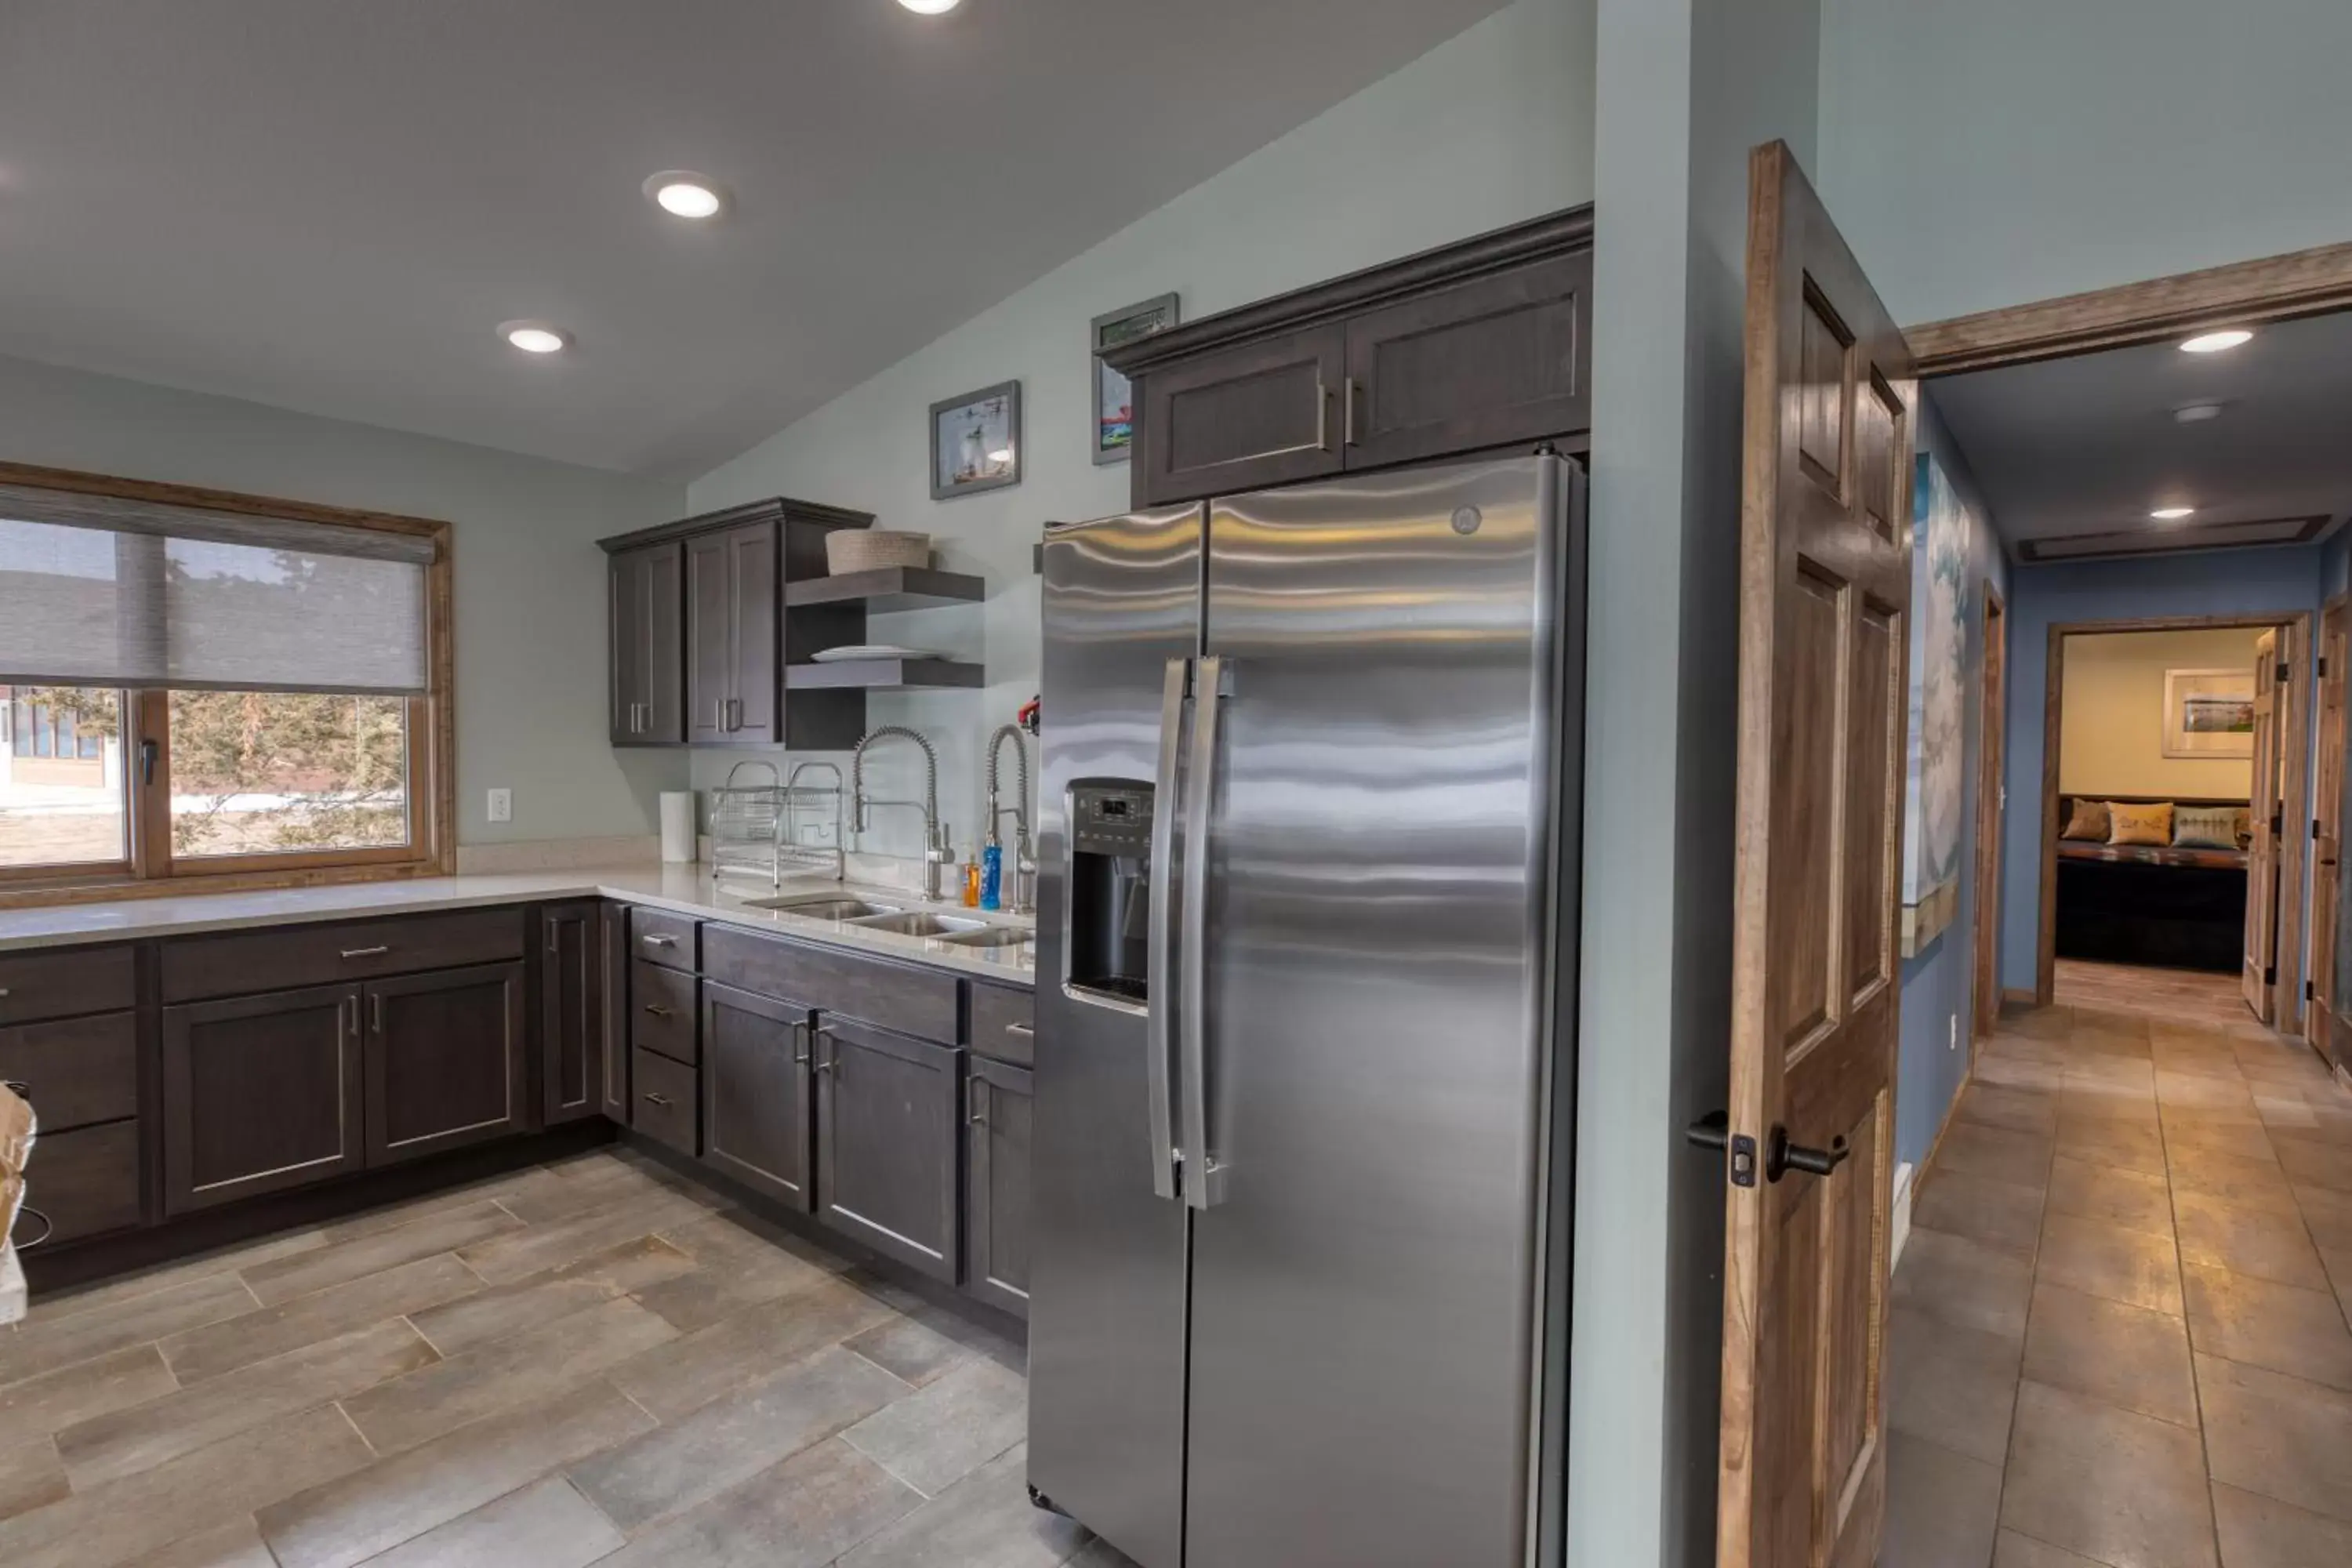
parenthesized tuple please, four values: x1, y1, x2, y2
(1029, 503, 1201, 1568)
(1184, 457, 1578, 1567)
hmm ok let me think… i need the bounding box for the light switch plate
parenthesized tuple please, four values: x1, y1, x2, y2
(486, 788, 512, 823)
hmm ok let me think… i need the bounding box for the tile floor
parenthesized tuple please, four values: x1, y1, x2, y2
(1889, 963, 2352, 1568)
(0, 1146, 1136, 1568)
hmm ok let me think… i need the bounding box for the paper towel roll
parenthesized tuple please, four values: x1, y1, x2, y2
(660, 793, 697, 864)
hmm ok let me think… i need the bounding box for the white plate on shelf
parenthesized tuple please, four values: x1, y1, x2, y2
(810, 645, 943, 664)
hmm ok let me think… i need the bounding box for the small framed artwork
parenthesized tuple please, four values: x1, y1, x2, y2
(931, 381, 1022, 501)
(1091, 293, 1179, 465)
(2161, 667, 2257, 759)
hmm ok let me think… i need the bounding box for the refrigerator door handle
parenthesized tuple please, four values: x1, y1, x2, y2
(1181, 653, 1230, 1209)
(1144, 655, 1189, 1203)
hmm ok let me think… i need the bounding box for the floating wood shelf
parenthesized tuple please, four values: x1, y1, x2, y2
(785, 567, 985, 614)
(786, 658, 985, 691)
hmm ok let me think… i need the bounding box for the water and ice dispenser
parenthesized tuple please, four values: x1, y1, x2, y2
(1064, 779, 1154, 1007)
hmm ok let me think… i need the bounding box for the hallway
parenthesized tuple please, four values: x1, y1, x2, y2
(1886, 991, 2352, 1566)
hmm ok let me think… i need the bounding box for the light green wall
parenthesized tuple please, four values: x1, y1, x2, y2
(684, 0, 1599, 858)
(0, 353, 687, 845)
(1818, 0, 2352, 324)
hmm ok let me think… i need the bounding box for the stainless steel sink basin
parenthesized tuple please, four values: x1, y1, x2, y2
(937, 926, 1035, 949)
(844, 910, 988, 938)
(742, 895, 902, 920)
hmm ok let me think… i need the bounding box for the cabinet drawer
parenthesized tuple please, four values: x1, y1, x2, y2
(632, 908, 699, 972)
(631, 961, 699, 1065)
(0, 1011, 139, 1132)
(161, 909, 524, 1004)
(630, 1047, 699, 1157)
(23, 1120, 144, 1245)
(0, 945, 138, 1027)
(966, 982, 1034, 1066)
(703, 923, 957, 1042)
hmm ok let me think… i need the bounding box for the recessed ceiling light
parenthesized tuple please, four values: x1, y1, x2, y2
(897, 0, 963, 13)
(2150, 506, 2195, 521)
(644, 172, 728, 220)
(2174, 401, 2225, 424)
(2180, 328, 2253, 354)
(499, 321, 570, 355)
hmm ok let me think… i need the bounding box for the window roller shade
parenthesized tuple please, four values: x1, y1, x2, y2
(0, 485, 431, 696)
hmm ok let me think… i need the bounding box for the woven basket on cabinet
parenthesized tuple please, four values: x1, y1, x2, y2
(826, 530, 931, 574)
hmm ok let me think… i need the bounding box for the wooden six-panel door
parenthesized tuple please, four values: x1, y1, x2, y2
(2310, 600, 2347, 1039)
(2245, 630, 2282, 1020)
(1719, 141, 1915, 1568)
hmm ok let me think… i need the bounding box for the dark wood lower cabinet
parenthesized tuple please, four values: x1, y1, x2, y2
(21, 1120, 143, 1244)
(163, 983, 364, 1214)
(964, 1055, 1032, 1319)
(815, 1014, 960, 1283)
(701, 982, 813, 1211)
(539, 902, 603, 1127)
(631, 1047, 699, 1157)
(364, 962, 528, 1167)
(600, 904, 632, 1123)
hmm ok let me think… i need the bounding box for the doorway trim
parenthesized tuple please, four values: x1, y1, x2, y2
(2306, 594, 2348, 1040)
(1906, 238, 2352, 376)
(2035, 613, 2312, 1026)
(1973, 585, 2007, 1040)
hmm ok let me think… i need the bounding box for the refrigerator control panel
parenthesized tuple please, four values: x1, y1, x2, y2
(1071, 783, 1153, 858)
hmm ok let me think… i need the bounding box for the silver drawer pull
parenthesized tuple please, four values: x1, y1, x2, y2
(11, 1204, 53, 1251)
(642, 935, 677, 948)
(1004, 1022, 1034, 1038)
(642, 1004, 673, 1018)
(339, 946, 391, 960)
(0, 987, 11, 999)
(642, 1091, 673, 1108)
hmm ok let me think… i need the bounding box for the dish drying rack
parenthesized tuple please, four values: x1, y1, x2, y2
(708, 761, 846, 887)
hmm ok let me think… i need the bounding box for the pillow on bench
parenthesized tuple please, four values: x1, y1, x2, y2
(2172, 804, 2241, 851)
(2060, 800, 2111, 842)
(2108, 800, 2173, 847)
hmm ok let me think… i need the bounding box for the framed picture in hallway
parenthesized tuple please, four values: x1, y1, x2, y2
(2162, 667, 2256, 758)
(1902, 452, 1976, 956)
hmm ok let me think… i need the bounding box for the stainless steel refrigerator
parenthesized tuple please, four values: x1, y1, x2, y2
(1029, 454, 1585, 1568)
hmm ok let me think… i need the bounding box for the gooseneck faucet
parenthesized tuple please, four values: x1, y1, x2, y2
(984, 723, 1036, 915)
(852, 726, 950, 901)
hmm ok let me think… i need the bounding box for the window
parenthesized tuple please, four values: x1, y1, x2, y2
(0, 467, 450, 897)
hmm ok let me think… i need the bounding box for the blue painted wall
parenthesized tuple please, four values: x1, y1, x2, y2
(1998, 544, 2330, 998)
(1895, 393, 2009, 1166)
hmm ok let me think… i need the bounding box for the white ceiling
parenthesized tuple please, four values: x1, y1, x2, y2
(0, 0, 1504, 476)
(1929, 308, 2352, 552)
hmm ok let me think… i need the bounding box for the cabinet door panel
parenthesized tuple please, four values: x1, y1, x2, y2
(611, 542, 683, 745)
(1134, 325, 1345, 506)
(365, 961, 528, 1167)
(1342, 252, 1592, 469)
(701, 982, 813, 1210)
(601, 904, 631, 1123)
(965, 1055, 1032, 1318)
(685, 530, 734, 745)
(815, 1016, 960, 1282)
(539, 902, 603, 1127)
(726, 522, 778, 744)
(163, 983, 362, 1214)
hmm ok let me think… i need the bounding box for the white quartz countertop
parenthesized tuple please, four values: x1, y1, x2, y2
(0, 865, 1037, 986)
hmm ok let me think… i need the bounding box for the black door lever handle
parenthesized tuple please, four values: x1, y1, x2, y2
(1768, 1127, 1850, 1181)
(1685, 1110, 1729, 1151)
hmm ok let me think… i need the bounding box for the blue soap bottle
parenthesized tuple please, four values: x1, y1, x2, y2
(979, 840, 1004, 911)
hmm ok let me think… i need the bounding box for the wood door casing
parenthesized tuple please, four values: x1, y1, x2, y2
(1721, 141, 1914, 1568)
(2310, 600, 2347, 1038)
(1973, 589, 2007, 1039)
(2245, 630, 2281, 1020)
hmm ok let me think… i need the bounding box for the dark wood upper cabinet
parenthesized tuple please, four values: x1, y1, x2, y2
(686, 520, 779, 746)
(1113, 206, 1593, 507)
(1341, 250, 1592, 470)
(539, 902, 603, 1127)
(163, 983, 364, 1214)
(700, 981, 814, 1212)
(964, 1054, 1032, 1319)
(364, 961, 528, 1167)
(610, 540, 683, 746)
(1134, 324, 1346, 504)
(601, 498, 873, 751)
(815, 1014, 960, 1283)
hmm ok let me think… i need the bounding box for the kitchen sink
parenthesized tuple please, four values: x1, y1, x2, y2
(742, 895, 902, 920)
(937, 926, 1034, 949)
(844, 911, 988, 938)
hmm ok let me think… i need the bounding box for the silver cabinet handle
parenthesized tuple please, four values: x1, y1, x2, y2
(342, 994, 358, 1036)
(968, 1078, 989, 1127)
(642, 1091, 673, 1108)
(642, 1004, 673, 1018)
(813, 1026, 836, 1076)
(641, 934, 677, 949)
(1144, 656, 1188, 1203)
(791, 1018, 811, 1067)
(1004, 1022, 1034, 1038)
(340, 946, 390, 960)
(1313, 379, 1330, 452)
(0, 987, 11, 999)
(1181, 654, 1229, 1210)
(370, 993, 384, 1033)
(1343, 376, 1360, 446)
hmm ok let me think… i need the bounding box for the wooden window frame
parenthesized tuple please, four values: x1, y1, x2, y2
(0, 462, 456, 909)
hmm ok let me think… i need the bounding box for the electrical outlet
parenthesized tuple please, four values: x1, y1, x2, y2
(1948, 1014, 1958, 1051)
(486, 788, 512, 823)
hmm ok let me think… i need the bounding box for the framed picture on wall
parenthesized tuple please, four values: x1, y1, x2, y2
(2162, 667, 2257, 758)
(930, 381, 1022, 500)
(1091, 293, 1178, 465)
